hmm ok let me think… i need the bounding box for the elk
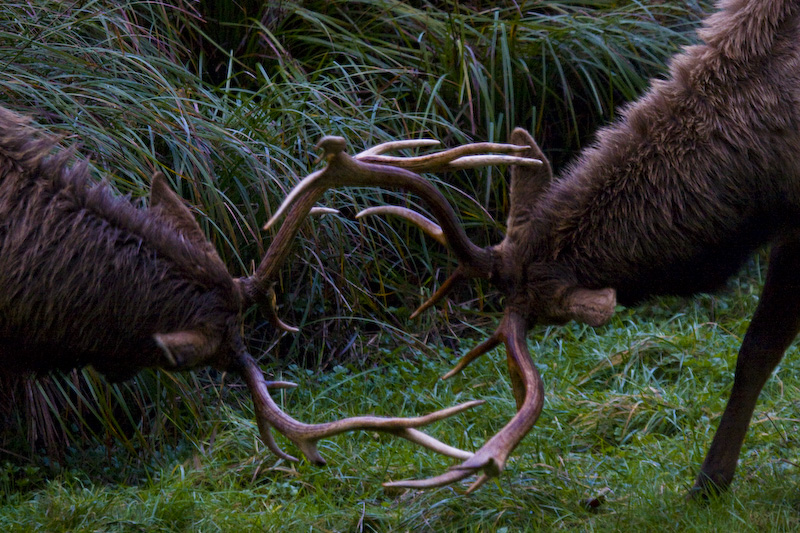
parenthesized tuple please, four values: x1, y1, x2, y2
(0, 105, 541, 471)
(269, 0, 800, 496)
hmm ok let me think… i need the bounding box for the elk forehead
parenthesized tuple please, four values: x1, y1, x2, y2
(493, 127, 619, 329)
(495, 250, 618, 328)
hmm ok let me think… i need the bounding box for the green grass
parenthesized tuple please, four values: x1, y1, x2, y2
(3, 264, 800, 531)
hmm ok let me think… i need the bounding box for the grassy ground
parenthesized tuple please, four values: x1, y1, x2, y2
(2, 262, 800, 531)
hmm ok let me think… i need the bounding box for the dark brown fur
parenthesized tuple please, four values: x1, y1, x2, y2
(491, 0, 800, 494)
(0, 107, 244, 382)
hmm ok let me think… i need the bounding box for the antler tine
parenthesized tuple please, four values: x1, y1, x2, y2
(356, 139, 441, 157)
(383, 311, 544, 492)
(441, 326, 502, 380)
(239, 353, 484, 465)
(259, 286, 299, 334)
(357, 206, 447, 246)
(309, 206, 340, 216)
(355, 141, 542, 173)
(409, 268, 464, 320)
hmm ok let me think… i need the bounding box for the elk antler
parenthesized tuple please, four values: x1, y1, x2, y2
(383, 311, 544, 492)
(264, 136, 540, 277)
(234, 136, 540, 472)
(241, 136, 537, 328)
(265, 133, 549, 490)
(238, 353, 482, 464)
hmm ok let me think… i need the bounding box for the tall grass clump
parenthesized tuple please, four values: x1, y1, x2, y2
(0, 0, 709, 476)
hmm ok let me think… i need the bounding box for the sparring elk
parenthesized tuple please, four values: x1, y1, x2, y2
(269, 0, 800, 495)
(0, 105, 540, 471)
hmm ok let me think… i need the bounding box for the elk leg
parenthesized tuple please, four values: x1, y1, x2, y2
(692, 238, 800, 496)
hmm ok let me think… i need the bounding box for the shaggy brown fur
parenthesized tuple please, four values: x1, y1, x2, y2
(0, 106, 244, 382)
(492, 0, 800, 495)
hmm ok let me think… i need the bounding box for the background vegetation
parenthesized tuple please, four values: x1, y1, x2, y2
(4, 0, 797, 531)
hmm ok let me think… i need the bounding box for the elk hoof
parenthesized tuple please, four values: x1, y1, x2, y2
(686, 473, 730, 502)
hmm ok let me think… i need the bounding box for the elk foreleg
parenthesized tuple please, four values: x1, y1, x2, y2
(692, 238, 800, 497)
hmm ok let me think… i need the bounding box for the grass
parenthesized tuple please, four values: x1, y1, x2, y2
(3, 262, 800, 531)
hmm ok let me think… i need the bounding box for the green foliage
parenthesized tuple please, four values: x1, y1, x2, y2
(265, 0, 706, 153)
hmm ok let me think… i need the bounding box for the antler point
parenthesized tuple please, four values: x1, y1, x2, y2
(315, 136, 347, 155)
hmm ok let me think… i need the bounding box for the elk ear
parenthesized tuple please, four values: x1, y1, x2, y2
(150, 172, 205, 243)
(150, 172, 221, 259)
(564, 287, 616, 327)
(506, 128, 553, 234)
(154, 330, 220, 369)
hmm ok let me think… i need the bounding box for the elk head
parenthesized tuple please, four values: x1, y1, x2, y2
(266, 130, 565, 491)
